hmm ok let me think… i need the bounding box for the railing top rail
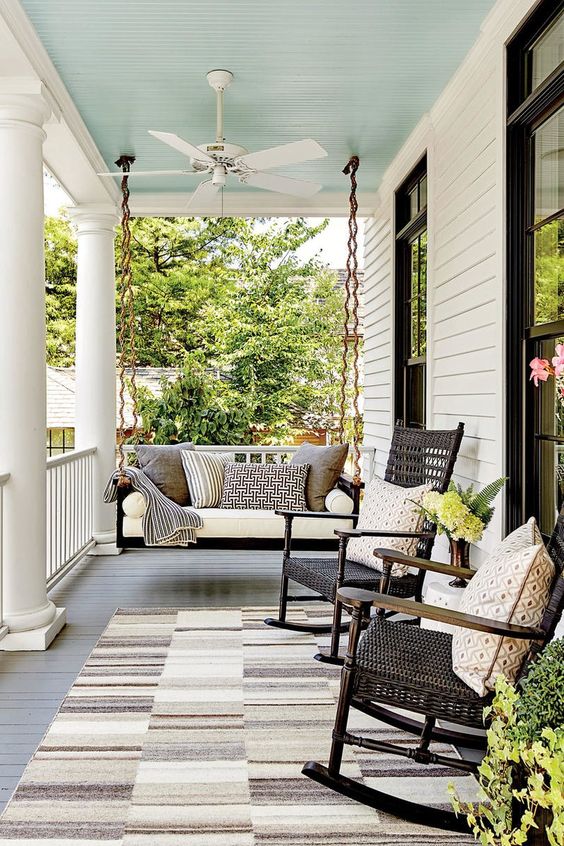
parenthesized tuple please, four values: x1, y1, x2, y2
(0, 472, 10, 486)
(47, 447, 97, 469)
(122, 443, 374, 454)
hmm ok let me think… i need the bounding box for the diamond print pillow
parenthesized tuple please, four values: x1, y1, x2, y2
(347, 477, 431, 577)
(452, 532, 555, 697)
(488, 516, 543, 557)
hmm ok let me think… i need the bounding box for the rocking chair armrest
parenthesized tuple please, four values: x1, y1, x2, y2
(334, 529, 434, 540)
(275, 509, 359, 520)
(373, 548, 476, 580)
(336, 588, 546, 640)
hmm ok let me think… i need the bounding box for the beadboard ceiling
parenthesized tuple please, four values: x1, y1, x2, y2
(20, 0, 495, 208)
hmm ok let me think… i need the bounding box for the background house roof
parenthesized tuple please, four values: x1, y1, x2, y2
(47, 366, 178, 430)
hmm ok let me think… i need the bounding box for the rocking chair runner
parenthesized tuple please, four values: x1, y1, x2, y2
(264, 421, 464, 663)
(302, 507, 564, 832)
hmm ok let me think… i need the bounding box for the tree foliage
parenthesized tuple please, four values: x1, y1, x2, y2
(44, 214, 353, 442)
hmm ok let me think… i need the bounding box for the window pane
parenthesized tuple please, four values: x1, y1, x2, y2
(64, 428, 75, 450)
(410, 239, 419, 356)
(406, 364, 425, 428)
(409, 187, 418, 220)
(535, 335, 564, 534)
(531, 12, 564, 92)
(533, 217, 564, 324)
(419, 232, 428, 356)
(537, 440, 564, 535)
(50, 429, 64, 448)
(410, 301, 418, 357)
(537, 336, 564, 438)
(410, 239, 419, 298)
(533, 107, 564, 223)
(419, 175, 428, 210)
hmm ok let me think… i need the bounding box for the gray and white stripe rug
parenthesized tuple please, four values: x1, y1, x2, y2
(0, 607, 476, 844)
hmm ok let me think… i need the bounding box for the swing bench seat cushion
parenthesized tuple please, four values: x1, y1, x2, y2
(121, 506, 353, 541)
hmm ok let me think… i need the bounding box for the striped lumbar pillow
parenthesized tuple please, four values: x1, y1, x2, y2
(180, 451, 235, 508)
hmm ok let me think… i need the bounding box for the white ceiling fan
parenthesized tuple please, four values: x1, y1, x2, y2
(98, 69, 328, 209)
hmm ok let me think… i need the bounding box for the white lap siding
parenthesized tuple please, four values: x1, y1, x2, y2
(362, 0, 537, 561)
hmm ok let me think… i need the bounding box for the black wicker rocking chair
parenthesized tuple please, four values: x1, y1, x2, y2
(302, 507, 564, 832)
(264, 422, 464, 664)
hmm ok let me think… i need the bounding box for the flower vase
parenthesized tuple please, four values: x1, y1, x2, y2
(448, 538, 470, 588)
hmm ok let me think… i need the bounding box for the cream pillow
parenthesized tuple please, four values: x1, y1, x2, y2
(324, 488, 355, 515)
(346, 477, 431, 577)
(452, 530, 555, 697)
(122, 491, 146, 519)
(488, 515, 543, 557)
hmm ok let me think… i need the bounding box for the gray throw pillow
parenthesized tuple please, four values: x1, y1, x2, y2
(135, 442, 194, 506)
(289, 443, 349, 511)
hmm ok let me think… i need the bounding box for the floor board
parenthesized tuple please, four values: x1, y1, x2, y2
(0, 545, 306, 812)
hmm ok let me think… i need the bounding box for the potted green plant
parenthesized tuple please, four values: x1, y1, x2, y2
(416, 477, 506, 584)
(450, 638, 564, 845)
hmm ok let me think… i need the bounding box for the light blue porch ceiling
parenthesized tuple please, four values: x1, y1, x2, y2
(21, 0, 496, 199)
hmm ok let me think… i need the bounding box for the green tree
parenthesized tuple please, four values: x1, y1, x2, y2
(45, 215, 77, 366)
(136, 352, 254, 445)
(44, 214, 354, 443)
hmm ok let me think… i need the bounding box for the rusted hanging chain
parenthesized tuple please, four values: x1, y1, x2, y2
(115, 154, 139, 487)
(338, 155, 362, 486)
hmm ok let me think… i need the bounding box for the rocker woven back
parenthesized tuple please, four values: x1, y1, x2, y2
(383, 422, 464, 492)
(382, 422, 464, 562)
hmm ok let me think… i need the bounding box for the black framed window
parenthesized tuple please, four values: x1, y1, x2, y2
(395, 158, 427, 428)
(46, 427, 75, 458)
(507, 0, 564, 535)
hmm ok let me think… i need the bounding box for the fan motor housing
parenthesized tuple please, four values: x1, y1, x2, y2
(191, 142, 249, 172)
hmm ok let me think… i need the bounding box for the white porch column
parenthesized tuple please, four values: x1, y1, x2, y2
(70, 206, 120, 555)
(0, 83, 65, 650)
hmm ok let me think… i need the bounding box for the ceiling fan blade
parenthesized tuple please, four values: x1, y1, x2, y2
(241, 171, 322, 198)
(148, 130, 215, 164)
(236, 139, 327, 172)
(186, 179, 221, 210)
(97, 169, 200, 177)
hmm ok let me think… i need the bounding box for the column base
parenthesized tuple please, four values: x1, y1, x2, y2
(89, 529, 122, 556)
(0, 606, 66, 651)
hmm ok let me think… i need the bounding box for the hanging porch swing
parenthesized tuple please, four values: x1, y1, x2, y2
(112, 153, 364, 548)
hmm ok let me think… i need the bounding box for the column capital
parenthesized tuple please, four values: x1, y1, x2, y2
(68, 204, 120, 235)
(0, 78, 58, 130)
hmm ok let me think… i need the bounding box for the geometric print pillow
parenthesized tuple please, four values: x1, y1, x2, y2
(452, 535, 555, 697)
(346, 477, 431, 577)
(220, 462, 309, 511)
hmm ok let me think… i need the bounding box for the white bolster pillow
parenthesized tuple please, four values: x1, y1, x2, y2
(324, 488, 354, 514)
(122, 491, 147, 519)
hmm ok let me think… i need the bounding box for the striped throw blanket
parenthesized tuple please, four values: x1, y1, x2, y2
(104, 467, 203, 546)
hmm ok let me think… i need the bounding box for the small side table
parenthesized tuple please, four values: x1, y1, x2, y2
(422, 581, 465, 636)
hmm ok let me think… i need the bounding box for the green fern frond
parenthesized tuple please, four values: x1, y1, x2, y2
(469, 477, 507, 527)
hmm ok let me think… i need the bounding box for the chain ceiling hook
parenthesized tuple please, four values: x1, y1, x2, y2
(340, 155, 362, 486)
(115, 154, 138, 488)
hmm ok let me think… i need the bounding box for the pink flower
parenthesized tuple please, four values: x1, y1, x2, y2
(529, 357, 551, 386)
(552, 343, 564, 377)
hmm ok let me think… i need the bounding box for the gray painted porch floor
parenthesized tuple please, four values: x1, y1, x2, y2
(0, 546, 301, 812)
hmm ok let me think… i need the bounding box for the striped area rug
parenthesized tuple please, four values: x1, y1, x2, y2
(0, 607, 476, 845)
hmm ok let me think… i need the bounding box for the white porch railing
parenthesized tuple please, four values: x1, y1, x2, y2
(0, 472, 9, 635)
(46, 448, 96, 586)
